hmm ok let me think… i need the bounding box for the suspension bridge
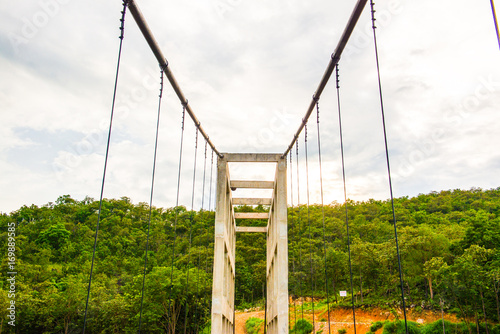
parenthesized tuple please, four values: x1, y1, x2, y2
(79, 0, 500, 333)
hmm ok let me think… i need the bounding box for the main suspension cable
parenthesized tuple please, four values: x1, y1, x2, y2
(83, 2, 128, 332)
(314, 98, 331, 334)
(282, 0, 369, 158)
(490, 0, 500, 49)
(335, 64, 357, 334)
(304, 124, 316, 332)
(127, 0, 222, 159)
(138, 68, 164, 333)
(370, 2, 408, 333)
(167, 102, 187, 325)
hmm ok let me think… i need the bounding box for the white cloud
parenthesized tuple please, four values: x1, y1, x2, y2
(1, 0, 499, 212)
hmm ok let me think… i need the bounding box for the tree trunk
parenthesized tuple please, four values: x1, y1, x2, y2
(474, 307, 480, 334)
(440, 298, 446, 334)
(480, 289, 489, 334)
(64, 306, 72, 334)
(165, 300, 182, 334)
(407, 281, 413, 304)
(494, 279, 500, 323)
(332, 278, 338, 303)
(428, 277, 434, 300)
(456, 300, 472, 334)
(360, 272, 364, 304)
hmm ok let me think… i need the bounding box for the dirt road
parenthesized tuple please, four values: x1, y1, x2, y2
(235, 310, 265, 334)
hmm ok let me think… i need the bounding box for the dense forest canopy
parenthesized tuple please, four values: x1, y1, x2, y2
(0, 187, 499, 333)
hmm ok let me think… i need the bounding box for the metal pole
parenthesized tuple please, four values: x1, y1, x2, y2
(127, 0, 223, 158)
(282, 0, 368, 158)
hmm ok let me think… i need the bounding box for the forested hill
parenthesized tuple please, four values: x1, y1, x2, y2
(1, 188, 499, 333)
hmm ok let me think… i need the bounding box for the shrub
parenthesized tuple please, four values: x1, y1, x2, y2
(236, 301, 253, 310)
(293, 319, 314, 334)
(199, 325, 211, 334)
(406, 321, 421, 334)
(245, 317, 264, 334)
(455, 322, 475, 334)
(383, 320, 421, 334)
(420, 320, 486, 334)
(370, 321, 384, 333)
(383, 321, 398, 334)
(421, 320, 454, 334)
(339, 328, 347, 334)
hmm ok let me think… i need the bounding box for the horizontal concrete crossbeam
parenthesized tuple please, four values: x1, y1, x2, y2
(232, 198, 272, 206)
(236, 226, 267, 233)
(234, 212, 269, 219)
(230, 180, 275, 189)
(223, 153, 283, 163)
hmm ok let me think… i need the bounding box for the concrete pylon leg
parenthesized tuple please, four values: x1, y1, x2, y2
(211, 153, 288, 334)
(211, 156, 235, 333)
(266, 157, 288, 334)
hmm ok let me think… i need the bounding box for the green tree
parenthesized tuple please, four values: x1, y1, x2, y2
(36, 222, 71, 250)
(423, 257, 447, 300)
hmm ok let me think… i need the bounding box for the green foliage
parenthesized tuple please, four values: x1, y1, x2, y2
(370, 321, 385, 332)
(383, 321, 399, 334)
(290, 188, 500, 323)
(421, 320, 458, 334)
(338, 328, 347, 334)
(2, 187, 500, 332)
(36, 222, 71, 249)
(245, 317, 264, 334)
(383, 321, 421, 334)
(0, 196, 216, 333)
(418, 320, 497, 334)
(293, 319, 314, 334)
(381, 320, 498, 334)
(200, 324, 211, 334)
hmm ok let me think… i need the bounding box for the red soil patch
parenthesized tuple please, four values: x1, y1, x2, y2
(235, 306, 461, 334)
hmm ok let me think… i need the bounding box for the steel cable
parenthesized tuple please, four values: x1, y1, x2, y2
(370, 2, 408, 333)
(183, 128, 199, 334)
(304, 124, 316, 332)
(314, 98, 332, 334)
(295, 141, 305, 321)
(83, 2, 129, 332)
(167, 103, 187, 328)
(335, 64, 357, 334)
(138, 69, 164, 333)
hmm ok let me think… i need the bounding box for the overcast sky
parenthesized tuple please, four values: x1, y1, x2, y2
(1, 0, 499, 213)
